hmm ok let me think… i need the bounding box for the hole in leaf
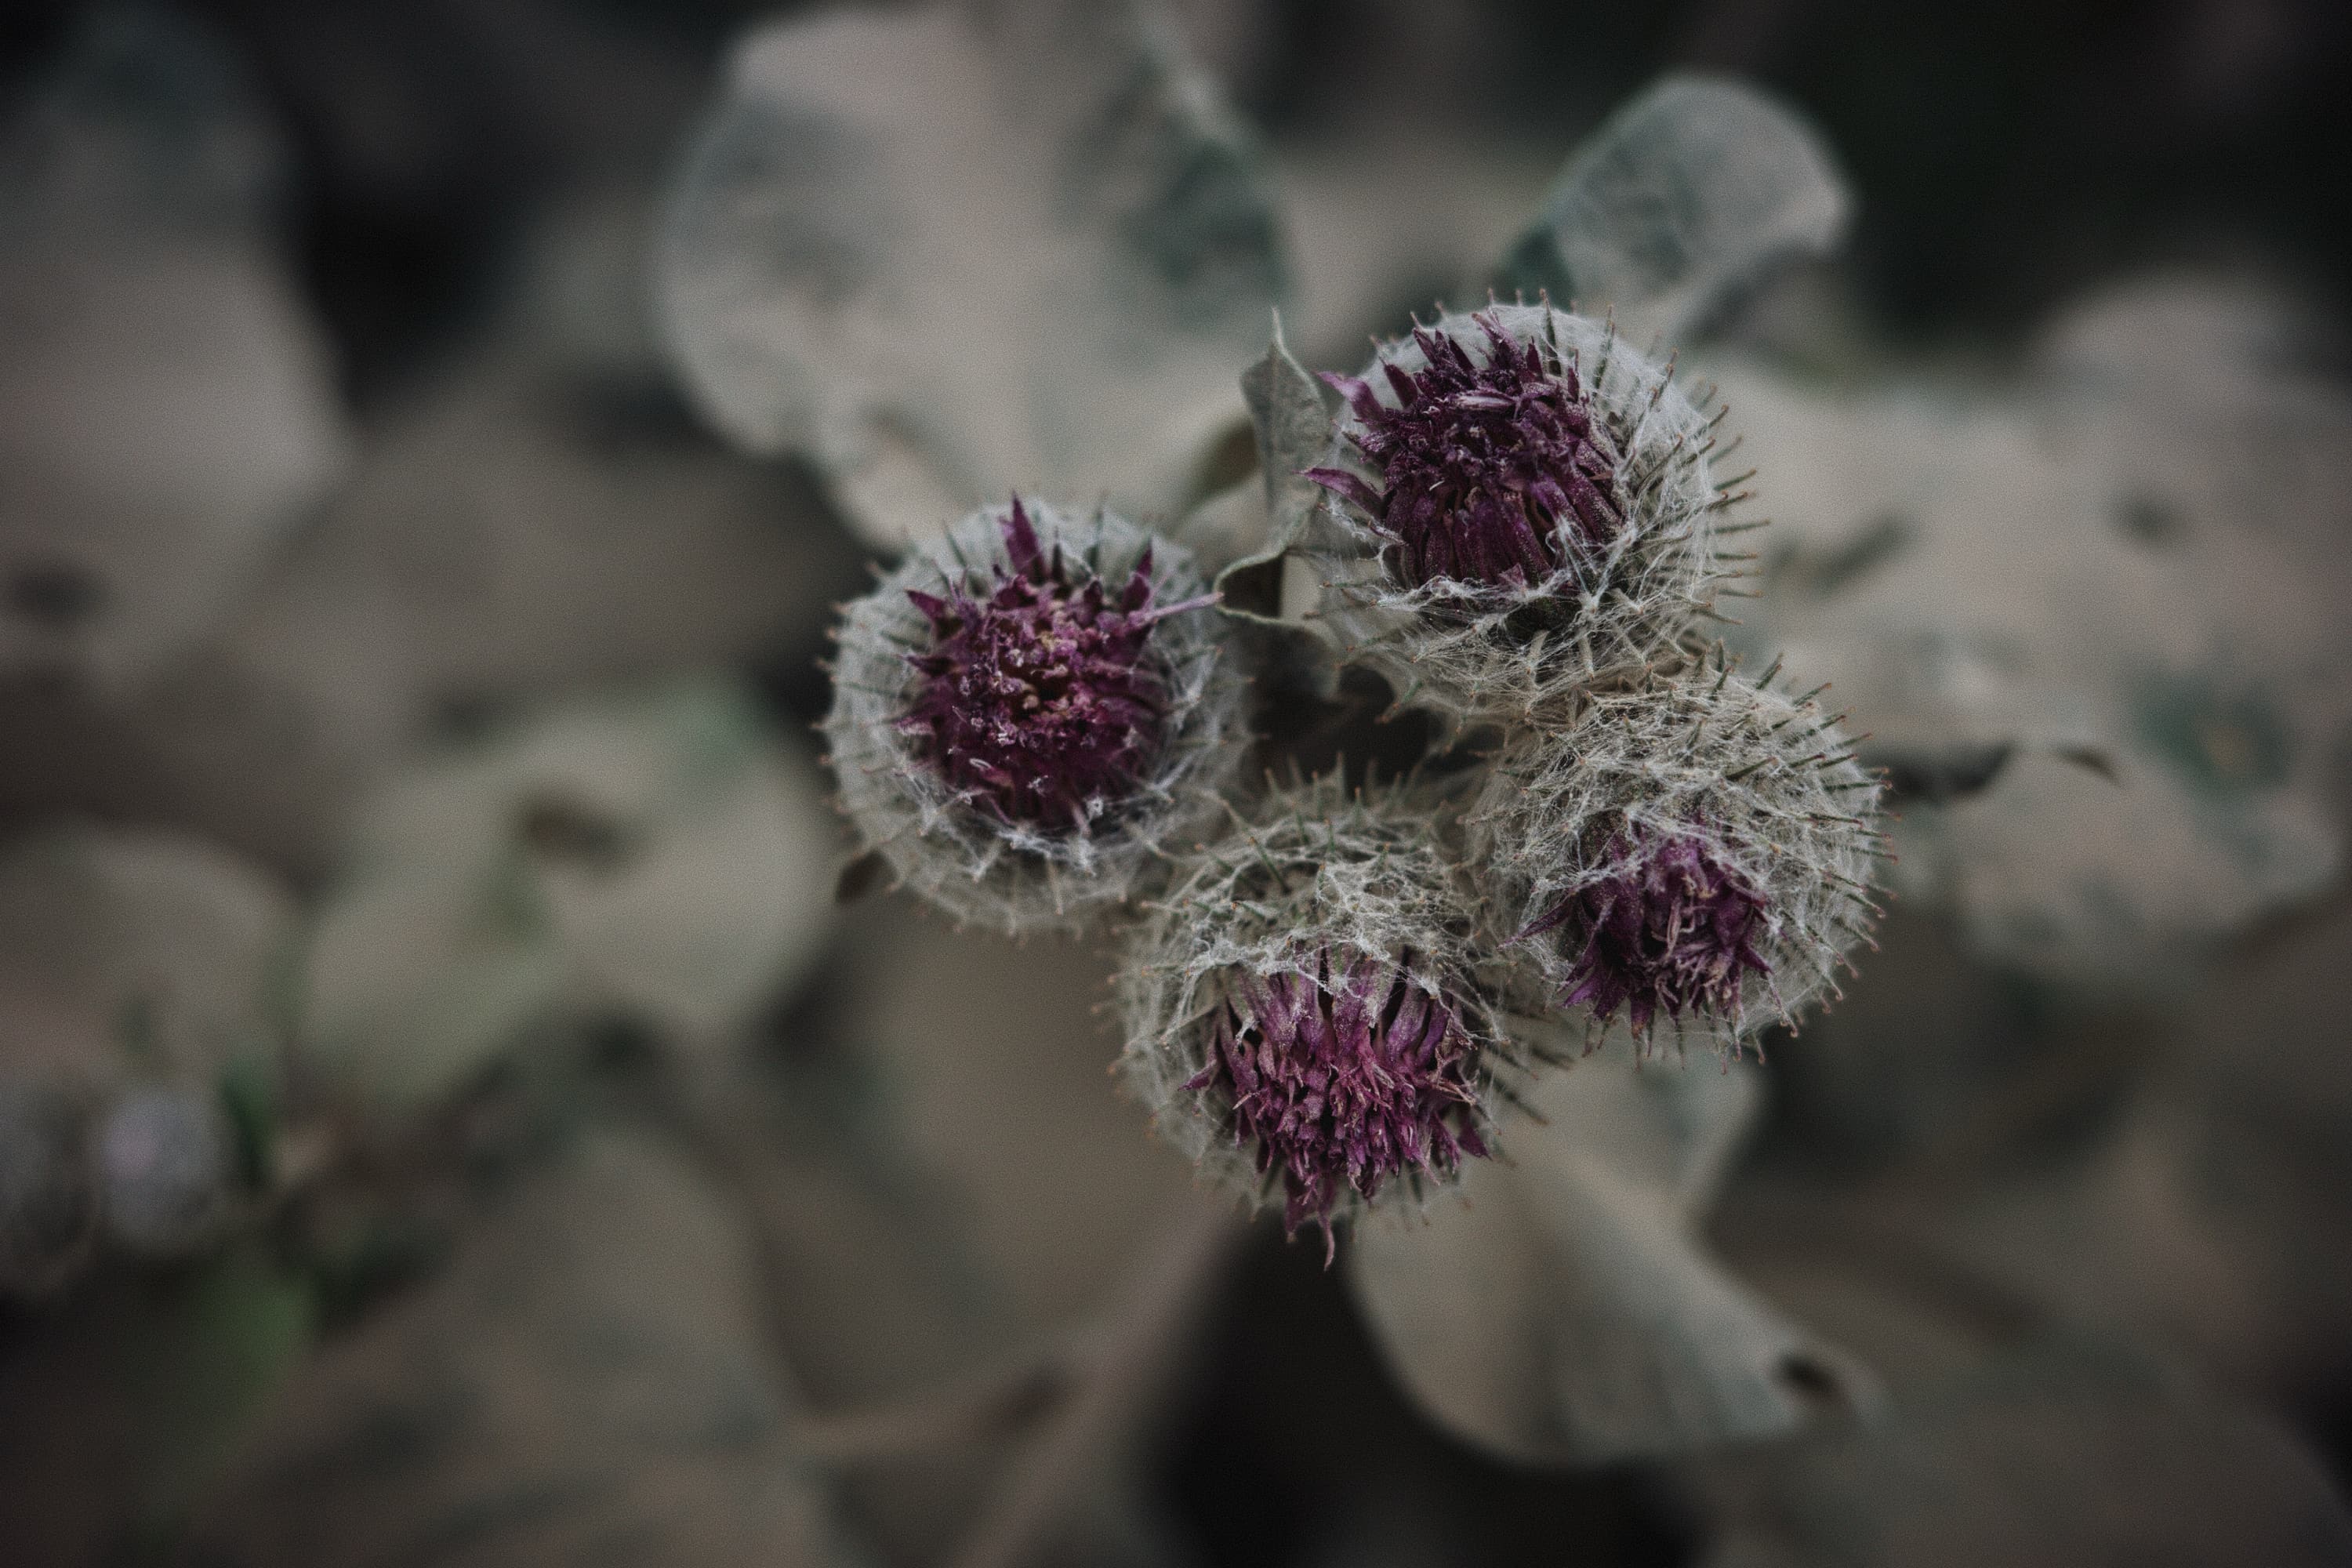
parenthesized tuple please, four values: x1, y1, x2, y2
(5, 559, 106, 628)
(1866, 741, 2013, 804)
(1774, 1350, 1847, 1410)
(1187, 416, 1260, 503)
(834, 850, 887, 906)
(2114, 492, 2185, 546)
(514, 792, 637, 874)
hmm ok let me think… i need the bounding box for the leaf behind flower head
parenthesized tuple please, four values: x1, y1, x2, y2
(657, 0, 1288, 552)
(1348, 1038, 1875, 1465)
(1494, 75, 1850, 350)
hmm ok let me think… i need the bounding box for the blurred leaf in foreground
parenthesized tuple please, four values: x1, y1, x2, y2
(183, 1127, 855, 1567)
(295, 680, 836, 1113)
(0, 7, 350, 691)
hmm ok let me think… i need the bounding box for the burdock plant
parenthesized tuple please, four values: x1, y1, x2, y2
(819, 315, 1879, 1243)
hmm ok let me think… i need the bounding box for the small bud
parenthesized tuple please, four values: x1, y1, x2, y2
(96, 1085, 233, 1257)
(824, 498, 1247, 934)
(1117, 776, 1519, 1254)
(0, 1083, 97, 1296)
(1469, 662, 1884, 1052)
(1303, 304, 1726, 722)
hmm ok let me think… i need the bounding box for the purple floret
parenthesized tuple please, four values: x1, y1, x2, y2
(900, 499, 1212, 829)
(1307, 310, 1624, 593)
(1522, 825, 1773, 1040)
(1187, 952, 1488, 1257)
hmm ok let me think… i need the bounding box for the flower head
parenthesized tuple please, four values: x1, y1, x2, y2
(1118, 775, 1519, 1253)
(1520, 822, 1772, 1038)
(1468, 659, 1885, 1053)
(1188, 951, 1487, 1247)
(1298, 304, 1730, 723)
(824, 499, 1244, 935)
(1308, 312, 1622, 593)
(898, 499, 1211, 828)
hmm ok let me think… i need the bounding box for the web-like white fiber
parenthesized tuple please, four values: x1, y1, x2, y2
(822, 499, 1247, 935)
(1301, 303, 1738, 724)
(1115, 774, 1527, 1225)
(1466, 661, 1885, 1054)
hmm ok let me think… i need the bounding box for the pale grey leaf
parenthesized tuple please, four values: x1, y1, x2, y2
(1501, 75, 1849, 349)
(0, 9, 350, 689)
(184, 1128, 855, 1566)
(296, 681, 837, 1112)
(1714, 281, 2351, 976)
(657, 0, 1287, 550)
(1348, 1045, 1873, 1465)
(1693, 1339, 2352, 1568)
(0, 824, 291, 1089)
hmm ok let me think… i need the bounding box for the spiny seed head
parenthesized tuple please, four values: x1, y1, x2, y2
(1520, 822, 1773, 1039)
(1298, 304, 1730, 724)
(1117, 775, 1521, 1254)
(1307, 311, 1623, 593)
(1468, 659, 1885, 1054)
(823, 499, 1245, 935)
(1187, 950, 1488, 1249)
(898, 499, 1210, 828)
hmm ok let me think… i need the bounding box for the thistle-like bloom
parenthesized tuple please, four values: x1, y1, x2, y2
(825, 499, 1245, 935)
(1468, 658, 1884, 1052)
(1299, 303, 1730, 723)
(1189, 952, 1487, 1244)
(1520, 824, 1772, 1038)
(1307, 313, 1623, 591)
(1118, 776, 1517, 1253)
(898, 499, 1210, 827)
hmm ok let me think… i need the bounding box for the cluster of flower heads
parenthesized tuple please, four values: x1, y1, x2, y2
(821, 305, 1881, 1247)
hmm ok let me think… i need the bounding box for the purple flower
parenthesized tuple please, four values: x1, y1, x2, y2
(1308, 310, 1624, 593)
(1521, 826, 1773, 1040)
(1186, 952, 1487, 1255)
(900, 498, 1214, 829)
